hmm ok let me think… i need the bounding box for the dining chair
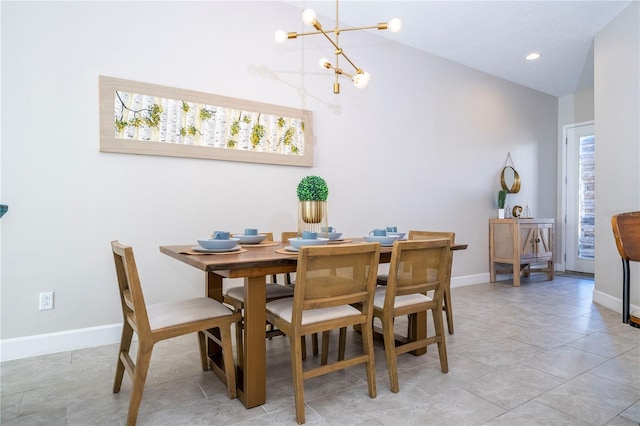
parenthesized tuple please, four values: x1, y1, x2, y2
(374, 238, 451, 392)
(111, 241, 240, 426)
(280, 231, 320, 359)
(611, 212, 640, 328)
(377, 230, 456, 334)
(223, 232, 295, 367)
(265, 243, 380, 424)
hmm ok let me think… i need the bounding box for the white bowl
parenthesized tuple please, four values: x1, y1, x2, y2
(318, 232, 343, 240)
(288, 237, 329, 249)
(387, 232, 405, 240)
(364, 235, 399, 246)
(233, 234, 266, 244)
(197, 237, 240, 250)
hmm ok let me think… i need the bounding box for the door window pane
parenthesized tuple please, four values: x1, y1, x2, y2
(578, 135, 595, 259)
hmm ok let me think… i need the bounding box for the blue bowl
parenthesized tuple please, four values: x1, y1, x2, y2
(197, 237, 240, 250)
(364, 235, 399, 246)
(233, 234, 266, 244)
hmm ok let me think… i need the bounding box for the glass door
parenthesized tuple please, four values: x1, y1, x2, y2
(565, 123, 595, 273)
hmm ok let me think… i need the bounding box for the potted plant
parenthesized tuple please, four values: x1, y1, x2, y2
(297, 175, 329, 230)
(498, 189, 507, 218)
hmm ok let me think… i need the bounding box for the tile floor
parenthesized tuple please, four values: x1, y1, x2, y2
(2, 274, 639, 425)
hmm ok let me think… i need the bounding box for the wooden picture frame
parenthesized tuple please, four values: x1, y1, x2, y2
(99, 76, 313, 167)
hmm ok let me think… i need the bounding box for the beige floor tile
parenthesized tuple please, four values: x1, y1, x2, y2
(4, 274, 640, 425)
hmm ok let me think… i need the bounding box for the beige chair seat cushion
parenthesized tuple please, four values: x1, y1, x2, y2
(373, 287, 432, 309)
(266, 298, 361, 325)
(225, 283, 294, 302)
(146, 297, 234, 331)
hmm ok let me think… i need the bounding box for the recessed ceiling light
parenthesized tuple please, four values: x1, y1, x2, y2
(526, 52, 541, 61)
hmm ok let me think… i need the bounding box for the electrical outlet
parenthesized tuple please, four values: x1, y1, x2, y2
(39, 292, 54, 310)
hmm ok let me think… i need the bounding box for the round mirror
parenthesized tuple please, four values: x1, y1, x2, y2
(500, 166, 521, 193)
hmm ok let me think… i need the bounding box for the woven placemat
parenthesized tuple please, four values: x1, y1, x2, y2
(240, 241, 280, 248)
(327, 239, 353, 244)
(180, 248, 248, 255)
(275, 248, 299, 255)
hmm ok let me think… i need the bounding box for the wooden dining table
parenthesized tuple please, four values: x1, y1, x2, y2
(160, 238, 467, 408)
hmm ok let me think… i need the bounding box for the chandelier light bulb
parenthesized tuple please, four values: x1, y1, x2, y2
(319, 58, 331, 69)
(388, 18, 402, 33)
(302, 9, 317, 26)
(274, 30, 287, 44)
(353, 71, 370, 89)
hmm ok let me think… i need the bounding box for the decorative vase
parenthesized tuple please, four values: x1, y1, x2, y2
(298, 201, 328, 236)
(498, 208, 505, 219)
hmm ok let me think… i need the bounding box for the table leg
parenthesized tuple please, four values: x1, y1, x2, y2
(237, 275, 267, 408)
(407, 311, 427, 356)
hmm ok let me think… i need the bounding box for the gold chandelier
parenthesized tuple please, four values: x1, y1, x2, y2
(275, 1, 401, 94)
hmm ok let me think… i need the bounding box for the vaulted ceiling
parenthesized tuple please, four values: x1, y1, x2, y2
(281, 1, 633, 97)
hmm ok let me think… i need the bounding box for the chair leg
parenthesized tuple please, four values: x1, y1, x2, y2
(113, 322, 134, 393)
(126, 344, 153, 426)
(197, 331, 209, 371)
(338, 327, 347, 361)
(320, 330, 331, 365)
(290, 334, 306, 425)
(301, 335, 307, 360)
(312, 333, 319, 356)
(219, 325, 238, 399)
(235, 318, 245, 369)
(361, 321, 377, 398)
(382, 314, 400, 393)
(444, 288, 454, 334)
(431, 306, 449, 373)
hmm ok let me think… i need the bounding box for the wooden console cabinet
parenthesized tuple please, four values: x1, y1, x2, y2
(489, 218, 554, 286)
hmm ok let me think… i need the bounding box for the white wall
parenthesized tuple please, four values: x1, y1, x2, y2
(593, 2, 640, 313)
(1, 1, 558, 359)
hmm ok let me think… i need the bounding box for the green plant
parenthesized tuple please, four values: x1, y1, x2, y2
(297, 175, 329, 201)
(498, 190, 507, 208)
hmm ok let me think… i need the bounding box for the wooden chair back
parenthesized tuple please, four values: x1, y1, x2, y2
(408, 230, 455, 243)
(406, 230, 456, 334)
(612, 212, 640, 261)
(384, 239, 451, 312)
(281, 231, 299, 286)
(112, 241, 153, 340)
(281, 231, 297, 245)
(293, 243, 380, 328)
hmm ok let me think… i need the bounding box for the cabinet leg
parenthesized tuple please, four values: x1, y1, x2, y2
(513, 266, 521, 286)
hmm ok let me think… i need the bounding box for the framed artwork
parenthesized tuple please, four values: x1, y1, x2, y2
(99, 76, 313, 167)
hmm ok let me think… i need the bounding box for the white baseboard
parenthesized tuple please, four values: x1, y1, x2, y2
(451, 273, 490, 288)
(0, 272, 513, 362)
(592, 289, 637, 316)
(1, 323, 122, 362)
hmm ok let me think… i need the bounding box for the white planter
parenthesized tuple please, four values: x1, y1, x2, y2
(498, 208, 505, 219)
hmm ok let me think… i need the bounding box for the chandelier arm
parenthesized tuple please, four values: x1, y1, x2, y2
(291, 30, 324, 38)
(313, 24, 362, 74)
(335, 24, 388, 33)
(291, 24, 388, 39)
